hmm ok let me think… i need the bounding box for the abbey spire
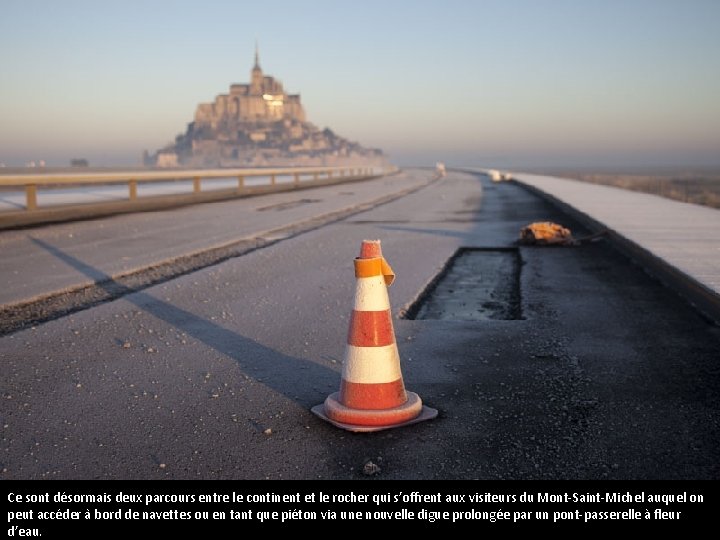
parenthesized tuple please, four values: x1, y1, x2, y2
(250, 41, 263, 95)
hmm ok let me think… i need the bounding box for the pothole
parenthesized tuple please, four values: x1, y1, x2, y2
(403, 248, 522, 320)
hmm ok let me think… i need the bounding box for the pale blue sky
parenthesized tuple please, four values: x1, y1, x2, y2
(1, 0, 718, 167)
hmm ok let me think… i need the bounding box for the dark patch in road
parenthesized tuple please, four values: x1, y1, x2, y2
(404, 248, 521, 321)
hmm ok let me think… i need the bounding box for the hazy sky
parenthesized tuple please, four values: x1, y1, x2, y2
(1, 0, 719, 167)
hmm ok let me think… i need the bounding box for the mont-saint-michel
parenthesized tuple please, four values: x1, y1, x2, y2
(146, 49, 386, 168)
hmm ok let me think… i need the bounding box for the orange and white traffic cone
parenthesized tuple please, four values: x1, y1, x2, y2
(312, 239, 438, 432)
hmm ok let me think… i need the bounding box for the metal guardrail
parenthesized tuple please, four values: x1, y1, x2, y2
(0, 165, 391, 211)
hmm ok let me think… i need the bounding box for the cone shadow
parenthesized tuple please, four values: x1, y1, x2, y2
(29, 237, 334, 406)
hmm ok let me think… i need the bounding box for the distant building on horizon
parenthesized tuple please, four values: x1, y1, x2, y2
(146, 46, 385, 168)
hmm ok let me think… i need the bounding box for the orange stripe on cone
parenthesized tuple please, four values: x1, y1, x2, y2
(311, 239, 438, 432)
(360, 240, 382, 258)
(347, 310, 395, 347)
(340, 379, 406, 410)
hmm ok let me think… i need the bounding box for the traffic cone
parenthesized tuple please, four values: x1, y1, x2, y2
(312, 239, 438, 432)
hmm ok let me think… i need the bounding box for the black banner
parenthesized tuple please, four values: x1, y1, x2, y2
(4, 480, 715, 534)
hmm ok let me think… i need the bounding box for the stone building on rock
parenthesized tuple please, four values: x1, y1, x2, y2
(147, 47, 385, 168)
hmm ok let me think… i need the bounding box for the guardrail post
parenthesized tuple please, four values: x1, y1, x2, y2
(26, 185, 38, 211)
(193, 176, 201, 194)
(238, 175, 244, 190)
(294, 173, 300, 185)
(270, 174, 276, 186)
(129, 180, 138, 201)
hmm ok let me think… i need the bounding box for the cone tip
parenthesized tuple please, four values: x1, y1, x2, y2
(359, 239, 382, 259)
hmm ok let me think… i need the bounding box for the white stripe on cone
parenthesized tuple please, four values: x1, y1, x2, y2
(353, 275, 391, 311)
(342, 344, 403, 384)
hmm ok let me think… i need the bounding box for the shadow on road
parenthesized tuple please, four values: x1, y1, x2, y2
(29, 237, 335, 407)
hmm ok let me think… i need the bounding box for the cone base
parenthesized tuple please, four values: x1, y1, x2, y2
(311, 392, 438, 432)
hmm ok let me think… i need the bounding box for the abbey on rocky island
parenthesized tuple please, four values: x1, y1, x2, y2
(146, 47, 385, 168)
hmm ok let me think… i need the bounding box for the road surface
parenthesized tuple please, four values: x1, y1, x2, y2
(0, 171, 427, 307)
(1, 169, 718, 479)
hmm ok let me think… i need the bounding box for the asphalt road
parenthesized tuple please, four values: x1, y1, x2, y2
(0, 171, 428, 307)
(1, 169, 718, 479)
